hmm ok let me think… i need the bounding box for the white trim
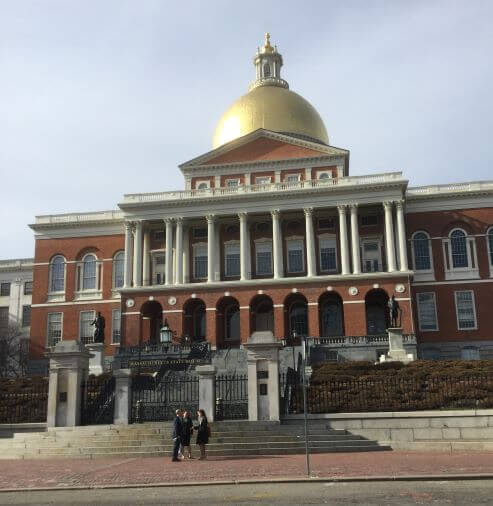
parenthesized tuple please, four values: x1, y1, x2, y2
(487, 226, 493, 277)
(206, 307, 216, 311)
(416, 292, 439, 332)
(273, 304, 284, 308)
(32, 299, 120, 308)
(239, 306, 249, 309)
(413, 278, 493, 286)
(343, 300, 365, 304)
(454, 290, 478, 331)
(162, 309, 184, 313)
(307, 302, 318, 306)
(122, 311, 140, 315)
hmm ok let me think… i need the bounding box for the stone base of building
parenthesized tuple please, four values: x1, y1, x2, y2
(419, 341, 493, 360)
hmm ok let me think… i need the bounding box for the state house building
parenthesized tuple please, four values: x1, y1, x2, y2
(28, 35, 493, 372)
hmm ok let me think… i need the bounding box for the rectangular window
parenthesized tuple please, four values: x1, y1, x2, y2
(79, 310, 96, 344)
(362, 241, 381, 272)
(226, 179, 239, 187)
(361, 215, 378, 227)
(24, 281, 33, 295)
(0, 283, 11, 296)
(153, 254, 166, 285)
(0, 307, 8, 331)
(112, 309, 121, 344)
(455, 291, 477, 330)
(193, 244, 208, 279)
(22, 305, 31, 327)
(255, 176, 271, 185)
(256, 242, 273, 275)
(286, 174, 300, 183)
(417, 293, 438, 331)
(225, 243, 240, 277)
(47, 312, 62, 347)
(287, 239, 304, 273)
(319, 237, 337, 272)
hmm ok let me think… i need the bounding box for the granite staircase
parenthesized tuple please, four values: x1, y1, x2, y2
(0, 420, 390, 459)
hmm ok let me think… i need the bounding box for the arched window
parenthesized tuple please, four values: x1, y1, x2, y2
(82, 254, 97, 290)
(263, 63, 271, 77)
(225, 303, 240, 340)
(450, 229, 468, 268)
(113, 251, 124, 289)
(488, 227, 493, 267)
(320, 296, 344, 336)
(318, 172, 330, 180)
(49, 255, 65, 293)
(197, 182, 208, 190)
(193, 305, 206, 339)
(412, 232, 431, 270)
(289, 302, 308, 337)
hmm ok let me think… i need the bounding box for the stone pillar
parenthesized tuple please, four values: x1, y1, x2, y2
(133, 221, 143, 287)
(86, 342, 105, 376)
(165, 218, 174, 285)
(183, 226, 190, 283)
(304, 207, 316, 277)
(207, 214, 216, 282)
(239, 212, 251, 280)
(337, 205, 350, 275)
(175, 217, 183, 285)
(113, 368, 132, 425)
(244, 332, 282, 422)
(123, 222, 134, 288)
(271, 210, 284, 279)
(195, 365, 217, 422)
(46, 341, 91, 428)
(142, 230, 150, 286)
(350, 204, 361, 274)
(396, 200, 409, 271)
(383, 201, 397, 272)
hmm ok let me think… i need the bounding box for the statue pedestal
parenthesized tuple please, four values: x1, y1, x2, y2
(379, 328, 414, 364)
(86, 342, 105, 376)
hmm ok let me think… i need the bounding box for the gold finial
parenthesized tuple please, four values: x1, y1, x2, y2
(263, 32, 274, 53)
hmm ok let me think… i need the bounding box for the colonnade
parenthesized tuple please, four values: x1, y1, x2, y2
(122, 200, 408, 288)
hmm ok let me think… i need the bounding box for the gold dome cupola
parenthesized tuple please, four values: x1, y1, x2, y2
(212, 34, 329, 149)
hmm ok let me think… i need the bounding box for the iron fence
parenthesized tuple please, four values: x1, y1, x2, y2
(0, 379, 48, 423)
(131, 374, 199, 423)
(80, 375, 115, 425)
(215, 374, 248, 420)
(280, 373, 493, 414)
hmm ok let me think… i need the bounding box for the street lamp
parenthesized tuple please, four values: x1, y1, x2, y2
(299, 330, 311, 478)
(160, 319, 173, 344)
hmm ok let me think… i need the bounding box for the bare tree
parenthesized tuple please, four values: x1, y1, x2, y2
(0, 324, 28, 378)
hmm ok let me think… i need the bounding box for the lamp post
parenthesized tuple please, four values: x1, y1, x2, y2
(160, 319, 173, 351)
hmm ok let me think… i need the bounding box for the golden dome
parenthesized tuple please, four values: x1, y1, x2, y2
(212, 34, 329, 149)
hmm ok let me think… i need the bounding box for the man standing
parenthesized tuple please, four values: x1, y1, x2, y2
(172, 409, 183, 462)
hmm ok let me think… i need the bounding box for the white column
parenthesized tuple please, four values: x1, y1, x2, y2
(383, 201, 397, 272)
(338, 205, 350, 275)
(350, 204, 361, 274)
(304, 207, 316, 277)
(165, 218, 174, 285)
(142, 230, 150, 286)
(271, 210, 284, 279)
(396, 200, 408, 271)
(133, 221, 143, 287)
(123, 222, 134, 288)
(183, 226, 190, 283)
(207, 214, 216, 282)
(175, 218, 183, 284)
(239, 212, 251, 280)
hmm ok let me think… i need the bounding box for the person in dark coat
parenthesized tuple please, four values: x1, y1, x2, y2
(194, 408, 209, 460)
(171, 409, 183, 462)
(181, 410, 194, 459)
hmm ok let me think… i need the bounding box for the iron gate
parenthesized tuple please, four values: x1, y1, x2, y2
(131, 373, 199, 423)
(80, 375, 115, 425)
(215, 374, 248, 420)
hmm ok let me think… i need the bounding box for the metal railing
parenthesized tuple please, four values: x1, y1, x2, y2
(0, 379, 48, 423)
(215, 374, 248, 420)
(281, 374, 493, 414)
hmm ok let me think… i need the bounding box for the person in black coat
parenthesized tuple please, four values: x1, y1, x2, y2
(181, 410, 194, 459)
(194, 408, 209, 460)
(171, 409, 183, 462)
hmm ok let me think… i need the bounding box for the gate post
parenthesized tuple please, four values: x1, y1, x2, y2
(46, 341, 91, 428)
(244, 331, 282, 422)
(113, 369, 132, 425)
(195, 365, 217, 422)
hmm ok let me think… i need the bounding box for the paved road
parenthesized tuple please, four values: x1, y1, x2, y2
(1, 480, 493, 505)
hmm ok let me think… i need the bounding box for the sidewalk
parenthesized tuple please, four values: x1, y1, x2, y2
(1, 451, 493, 491)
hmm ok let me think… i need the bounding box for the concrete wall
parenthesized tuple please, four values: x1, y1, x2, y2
(284, 409, 493, 451)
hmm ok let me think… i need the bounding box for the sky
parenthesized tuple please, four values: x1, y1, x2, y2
(1, 0, 492, 260)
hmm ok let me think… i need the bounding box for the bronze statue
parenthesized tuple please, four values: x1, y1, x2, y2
(388, 295, 402, 328)
(91, 312, 105, 343)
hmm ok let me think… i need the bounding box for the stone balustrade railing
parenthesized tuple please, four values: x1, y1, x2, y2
(35, 210, 123, 225)
(407, 180, 493, 197)
(316, 334, 416, 347)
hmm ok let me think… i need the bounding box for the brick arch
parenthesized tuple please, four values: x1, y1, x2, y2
(250, 294, 274, 335)
(75, 246, 101, 261)
(318, 291, 345, 337)
(216, 296, 240, 347)
(441, 221, 474, 237)
(182, 298, 206, 342)
(283, 292, 309, 338)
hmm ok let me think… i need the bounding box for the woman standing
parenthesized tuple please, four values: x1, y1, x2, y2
(195, 408, 209, 460)
(181, 410, 194, 459)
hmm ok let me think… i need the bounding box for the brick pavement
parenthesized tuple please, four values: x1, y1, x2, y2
(1, 452, 493, 490)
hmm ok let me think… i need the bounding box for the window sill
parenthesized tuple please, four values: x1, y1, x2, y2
(444, 269, 479, 281)
(74, 290, 103, 301)
(413, 271, 435, 282)
(111, 290, 122, 299)
(47, 293, 65, 303)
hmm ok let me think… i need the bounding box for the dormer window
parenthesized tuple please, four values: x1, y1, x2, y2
(255, 176, 271, 185)
(226, 179, 239, 188)
(196, 181, 210, 190)
(286, 174, 300, 183)
(318, 172, 331, 180)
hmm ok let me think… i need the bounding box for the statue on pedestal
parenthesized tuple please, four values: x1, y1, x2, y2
(91, 312, 106, 343)
(387, 295, 402, 328)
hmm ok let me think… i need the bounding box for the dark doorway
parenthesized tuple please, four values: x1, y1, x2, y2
(365, 289, 389, 335)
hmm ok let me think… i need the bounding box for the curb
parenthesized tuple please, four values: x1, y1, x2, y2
(2, 473, 493, 493)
